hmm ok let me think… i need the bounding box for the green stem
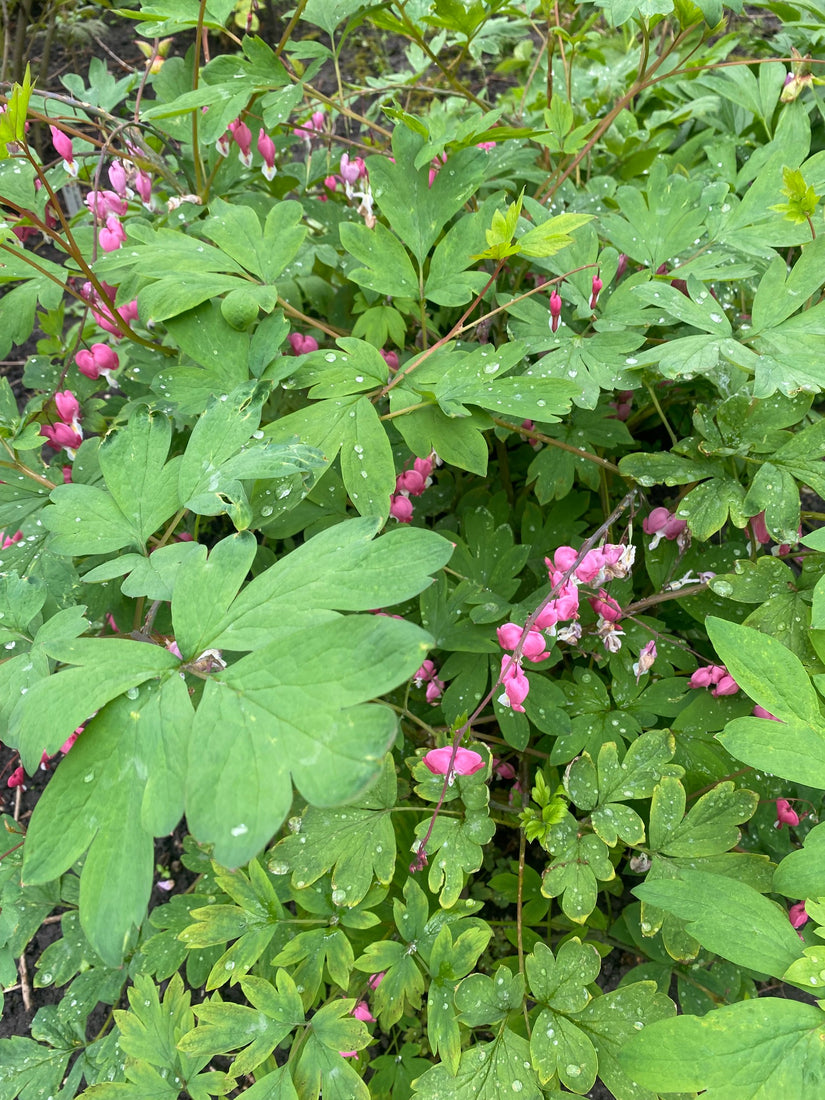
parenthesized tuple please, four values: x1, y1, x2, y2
(192, 0, 209, 198)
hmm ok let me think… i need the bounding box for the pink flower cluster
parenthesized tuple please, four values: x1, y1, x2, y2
(75, 343, 120, 384)
(216, 118, 278, 178)
(77, 279, 139, 338)
(497, 541, 635, 711)
(389, 453, 436, 524)
(413, 658, 445, 704)
(642, 507, 688, 550)
(688, 664, 738, 696)
(40, 390, 83, 454)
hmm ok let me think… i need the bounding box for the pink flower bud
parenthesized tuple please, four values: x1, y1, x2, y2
(423, 746, 485, 776)
(477, 141, 496, 152)
(1, 530, 23, 549)
(60, 727, 83, 754)
(258, 129, 277, 180)
(553, 546, 579, 573)
(549, 289, 562, 333)
(425, 676, 445, 704)
(753, 704, 780, 721)
(40, 423, 83, 451)
(497, 622, 524, 650)
(749, 511, 771, 545)
(86, 190, 128, 221)
(7, 765, 24, 789)
(776, 798, 800, 828)
(49, 125, 77, 175)
(229, 118, 252, 160)
(108, 161, 128, 195)
(288, 333, 319, 355)
(499, 657, 529, 712)
(616, 253, 628, 280)
(134, 170, 153, 206)
(711, 673, 739, 697)
(352, 1001, 375, 1022)
(395, 469, 427, 497)
(99, 214, 126, 252)
(368, 972, 385, 989)
(62, 466, 73, 484)
(380, 348, 399, 371)
(689, 665, 725, 689)
(589, 274, 603, 310)
(413, 659, 437, 686)
(311, 110, 326, 130)
(389, 494, 413, 523)
(789, 901, 809, 929)
(340, 153, 362, 184)
(589, 589, 622, 622)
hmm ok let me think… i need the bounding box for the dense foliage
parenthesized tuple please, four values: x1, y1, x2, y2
(2, 0, 825, 1096)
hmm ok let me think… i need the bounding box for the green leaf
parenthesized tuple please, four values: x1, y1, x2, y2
(517, 212, 594, 258)
(178, 970, 303, 1076)
(413, 1028, 541, 1100)
(531, 1010, 597, 1091)
(750, 235, 825, 334)
(774, 822, 825, 898)
(620, 997, 825, 1097)
(210, 518, 453, 650)
(633, 867, 803, 977)
(171, 532, 257, 659)
(97, 409, 180, 543)
(456, 965, 524, 1027)
(575, 982, 677, 1100)
(339, 397, 396, 520)
(187, 615, 430, 866)
(269, 755, 397, 906)
(650, 780, 757, 856)
(23, 677, 191, 965)
(0, 1036, 71, 1100)
(201, 198, 306, 283)
(707, 616, 822, 725)
(340, 219, 419, 298)
(367, 127, 487, 265)
(9, 638, 179, 770)
(541, 834, 615, 923)
(526, 939, 601, 1012)
(415, 781, 495, 908)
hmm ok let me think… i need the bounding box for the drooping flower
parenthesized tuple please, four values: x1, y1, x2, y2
(499, 656, 529, 712)
(380, 348, 399, 371)
(589, 273, 603, 310)
(633, 640, 657, 681)
(423, 746, 485, 776)
(352, 1001, 375, 1023)
(288, 333, 319, 355)
(85, 189, 128, 221)
(425, 677, 445, 704)
(134, 170, 153, 207)
(549, 289, 562, 333)
(229, 118, 253, 167)
(7, 765, 24, 789)
(75, 343, 120, 382)
(776, 799, 800, 829)
(98, 214, 126, 252)
(389, 494, 413, 523)
(49, 125, 77, 176)
(589, 589, 623, 623)
(789, 901, 809, 929)
(108, 161, 128, 196)
(643, 507, 688, 550)
(258, 129, 277, 180)
(40, 422, 83, 452)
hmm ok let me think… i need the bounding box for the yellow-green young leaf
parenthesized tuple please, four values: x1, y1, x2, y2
(0, 65, 33, 155)
(517, 213, 594, 258)
(770, 165, 820, 224)
(619, 998, 825, 1097)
